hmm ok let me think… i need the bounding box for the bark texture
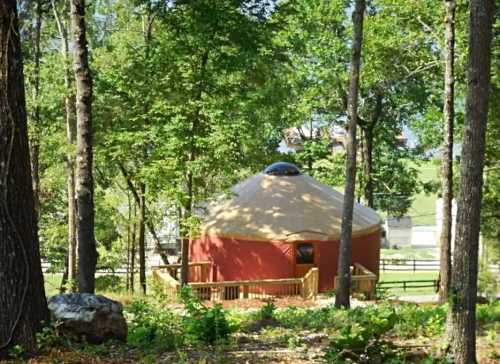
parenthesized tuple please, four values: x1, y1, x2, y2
(447, 0, 494, 362)
(70, 0, 96, 293)
(335, 0, 365, 308)
(359, 90, 383, 208)
(53, 0, 78, 290)
(0, 1, 49, 357)
(438, 0, 456, 304)
(30, 0, 42, 218)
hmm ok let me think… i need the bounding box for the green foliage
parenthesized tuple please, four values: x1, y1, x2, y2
(392, 304, 446, 338)
(258, 300, 277, 321)
(180, 287, 234, 345)
(477, 301, 500, 325)
(7, 345, 25, 359)
(325, 306, 398, 363)
(36, 321, 65, 351)
(95, 275, 125, 293)
(126, 300, 183, 350)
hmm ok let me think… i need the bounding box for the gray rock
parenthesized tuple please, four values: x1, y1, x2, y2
(48, 293, 127, 343)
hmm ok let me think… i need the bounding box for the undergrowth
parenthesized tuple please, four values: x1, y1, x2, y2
(8, 296, 495, 362)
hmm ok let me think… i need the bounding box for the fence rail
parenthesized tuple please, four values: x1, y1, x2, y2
(377, 279, 439, 292)
(380, 259, 499, 273)
(380, 259, 440, 272)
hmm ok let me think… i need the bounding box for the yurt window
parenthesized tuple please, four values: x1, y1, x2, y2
(296, 243, 314, 264)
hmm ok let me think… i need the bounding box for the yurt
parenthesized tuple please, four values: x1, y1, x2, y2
(190, 162, 381, 292)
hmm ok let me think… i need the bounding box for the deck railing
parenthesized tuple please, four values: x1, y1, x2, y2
(334, 263, 377, 299)
(152, 267, 181, 296)
(189, 277, 304, 301)
(189, 268, 319, 301)
(302, 267, 319, 299)
(153, 264, 319, 301)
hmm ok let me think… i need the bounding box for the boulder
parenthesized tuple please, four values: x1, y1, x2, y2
(48, 293, 127, 343)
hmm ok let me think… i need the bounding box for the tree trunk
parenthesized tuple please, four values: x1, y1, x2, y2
(335, 0, 365, 309)
(30, 0, 42, 218)
(130, 202, 137, 293)
(180, 167, 194, 285)
(180, 48, 209, 286)
(359, 91, 382, 208)
(0, 1, 49, 357)
(118, 163, 170, 264)
(438, 0, 456, 304)
(126, 193, 131, 292)
(447, 0, 494, 362)
(138, 183, 146, 295)
(362, 127, 374, 208)
(60, 253, 69, 293)
(70, 0, 96, 294)
(53, 0, 78, 291)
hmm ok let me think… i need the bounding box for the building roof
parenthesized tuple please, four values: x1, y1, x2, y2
(201, 168, 381, 242)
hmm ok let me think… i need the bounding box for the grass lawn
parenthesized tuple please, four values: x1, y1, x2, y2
(44, 273, 62, 297)
(407, 161, 440, 226)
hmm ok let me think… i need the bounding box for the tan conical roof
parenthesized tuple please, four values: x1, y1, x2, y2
(201, 172, 381, 242)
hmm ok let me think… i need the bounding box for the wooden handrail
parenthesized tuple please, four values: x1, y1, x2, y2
(334, 263, 377, 299)
(190, 277, 303, 288)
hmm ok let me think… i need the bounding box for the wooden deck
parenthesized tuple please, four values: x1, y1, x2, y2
(152, 262, 319, 301)
(153, 261, 377, 301)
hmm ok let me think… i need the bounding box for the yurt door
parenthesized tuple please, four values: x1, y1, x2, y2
(294, 242, 319, 277)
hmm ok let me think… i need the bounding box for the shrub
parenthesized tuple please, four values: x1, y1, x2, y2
(325, 306, 398, 363)
(477, 300, 500, 325)
(126, 299, 182, 350)
(36, 321, 65, 351)
(258, 300, 277, 321)
(392, 304, 446, 338)
(180, 287, 234, 345)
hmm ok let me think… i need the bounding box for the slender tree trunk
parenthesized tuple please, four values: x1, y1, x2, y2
(126, 193, 131, 292)
(335, 0, 365, 309)
(130, 203, 137, 293)
(180, 48, 209, 286)
(118, 163, 170, 264)
(30, 0, 42, 218)
(70, 0, 96, 294)
(60, 253, 69, 293)
(180, 182, 192, 286)
(53, 0, 78, 291)
(0, 1, 49, 357)
(447, 0, 494, 362)
(138, 183, 146, 295)
(362, 127, 374, 207)
(438, 0, 456, 304)
(359, 91, 382, 208)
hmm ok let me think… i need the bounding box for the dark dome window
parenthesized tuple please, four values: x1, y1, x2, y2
(264, 162, 301, 176)
(296, 243, 314, 264)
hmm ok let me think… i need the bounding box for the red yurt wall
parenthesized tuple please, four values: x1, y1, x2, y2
(190, 235, 294, 282)
(317, 230, 380, 291)
(190, 230, 380, 292)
